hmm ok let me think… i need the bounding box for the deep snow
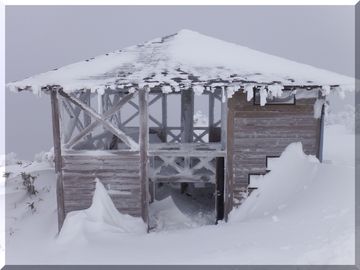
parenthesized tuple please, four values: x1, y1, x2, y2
(2, 123, 355, 265)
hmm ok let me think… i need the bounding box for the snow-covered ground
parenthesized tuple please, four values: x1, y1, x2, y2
(1, 120, 355, 265)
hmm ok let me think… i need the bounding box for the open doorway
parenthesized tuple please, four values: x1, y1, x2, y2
(147, 89, 226, 231)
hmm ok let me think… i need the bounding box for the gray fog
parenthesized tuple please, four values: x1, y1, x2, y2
(5, 6, 354, 159)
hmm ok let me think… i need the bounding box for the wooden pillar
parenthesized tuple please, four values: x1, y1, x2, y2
(181, 90, 194, 143)
(181, 89, 194, 174)
(208, 92, 215, 142)
(221, 88, 228, 151)
(161, 93, 168, 142)
(83, 89, 91, 127)
(318, 101, 326, 162)
(221, 87, 231, 221)
(139, 88, 149, 231)
(50, 89, 65, 232)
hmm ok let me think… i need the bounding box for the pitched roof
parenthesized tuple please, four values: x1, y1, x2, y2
(7, 29, 354, 94)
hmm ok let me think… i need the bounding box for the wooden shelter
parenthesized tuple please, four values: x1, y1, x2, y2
(7, 29, 354, 231)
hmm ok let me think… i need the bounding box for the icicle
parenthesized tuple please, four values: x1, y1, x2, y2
(259, 86, 267, 106)
(193, 85, 204, 96)
(268, 84, 283, 98)
(97, 90, 103, 113)
(244, 84, 255, 101)
(226, 85, 237, 98)
(221, 86, 226, 103)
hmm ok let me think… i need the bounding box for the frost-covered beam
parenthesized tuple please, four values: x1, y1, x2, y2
(221, 88, 228, 150)
(50, 89, 65, 232)
(161, 94, 167, 142)
(62, 92, 87, 143)
(58, 89, 139, 150)
(138, 88, 150, 230)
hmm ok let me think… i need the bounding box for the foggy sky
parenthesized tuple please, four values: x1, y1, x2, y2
(5, 5, 354, 159)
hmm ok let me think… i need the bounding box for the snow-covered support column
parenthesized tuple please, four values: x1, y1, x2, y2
(139, 87, 150, 231)
(221, 87, 231, 221)
(50, 88, 65, 232)
(181, 89, 194, 176)
(181, 89, 194, 143)
(317, 95, 326, 162)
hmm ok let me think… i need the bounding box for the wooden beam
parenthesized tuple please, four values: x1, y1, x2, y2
(161, 94, 167, 142)
(138, 88, 150, 231)
(60, 90, 138, 150)
(83, 89, 91, 127)
(221, 87, 228, 151)
(317, 100, 326, 162)
(50, 89, 65, 232)
(181, 90, 194, 143)
(224, 88, 233, 221)
(181, 90, 194, 172)
(62, 92, 88, 143)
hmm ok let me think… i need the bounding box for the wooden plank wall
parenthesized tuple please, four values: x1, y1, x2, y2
(229, 92, 321, 206)
(61, 150, 142, 217)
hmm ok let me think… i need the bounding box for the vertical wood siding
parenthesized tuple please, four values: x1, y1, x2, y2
(229, 92, 321, 205)
(61, 150, 142, 217)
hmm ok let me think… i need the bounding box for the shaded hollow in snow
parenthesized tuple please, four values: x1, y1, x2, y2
(149, 182, 216, 231)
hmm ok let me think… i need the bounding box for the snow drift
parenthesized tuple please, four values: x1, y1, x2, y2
(230, 142, 320, 221)
(4, 124, 355, 264)
(58, 178, 146, 243)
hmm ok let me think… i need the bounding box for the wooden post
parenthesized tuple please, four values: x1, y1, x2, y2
(318, 101, 326, 162)
(208, 92, 215, 142)
(50, 89, 65, 232)
(221, 87, 230, 221)
(181, 90, 194, 174)
(181, 90, 194, 143)
(139, 88, 149, 231)
(83, 89, 91, 127)
(221, 87, 228, 151)
(161, 93, 168, 142)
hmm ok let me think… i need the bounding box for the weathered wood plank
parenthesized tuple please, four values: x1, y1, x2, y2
(138, 88, 150, 230)
(50, 89, 65, 232)
(229, 91, 321, 205)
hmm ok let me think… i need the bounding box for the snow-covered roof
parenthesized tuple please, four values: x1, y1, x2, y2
(6, 29, 354, 95)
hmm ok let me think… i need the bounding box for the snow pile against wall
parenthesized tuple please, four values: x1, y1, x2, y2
(6, 29, 354, 99)
(4, 124, 355, 264)
(58, 179, 146, 243)
(228, 141, 354, 263)
(230, 143, 320, 221)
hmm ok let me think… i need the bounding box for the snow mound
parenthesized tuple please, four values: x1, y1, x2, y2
(58, 179, 146, 243)
(230, 142, 320, 221)
(149, 197, 200, 231)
